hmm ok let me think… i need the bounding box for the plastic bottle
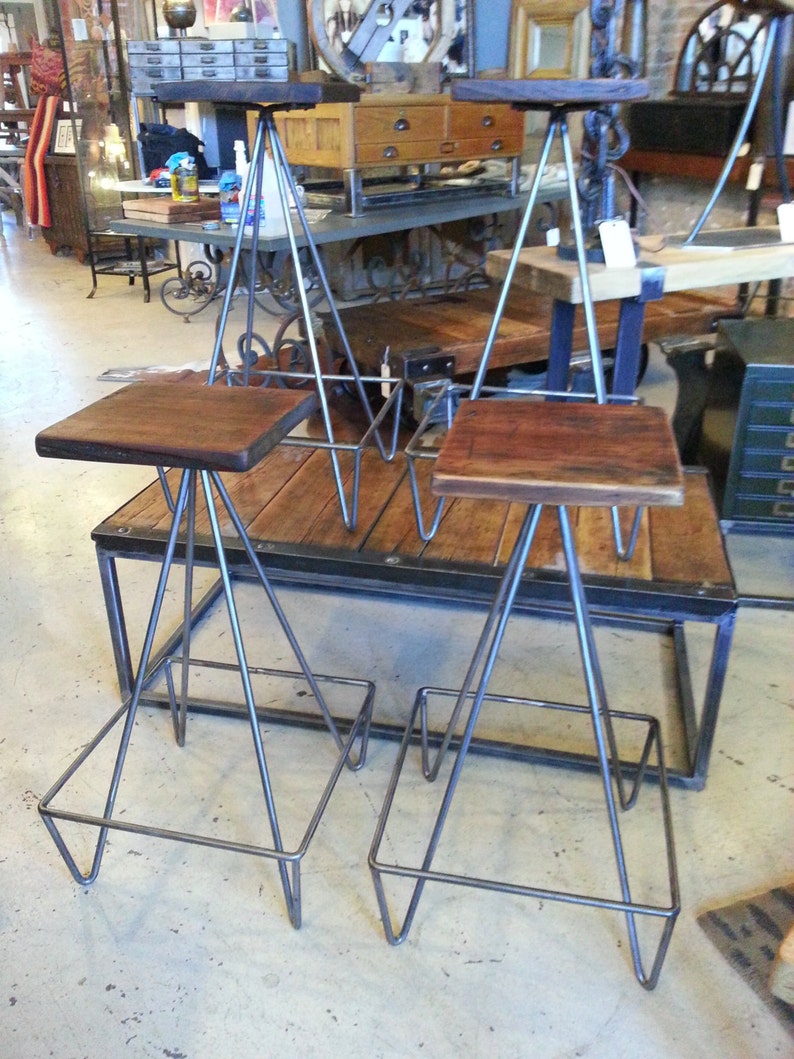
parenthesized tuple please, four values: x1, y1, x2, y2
(261, 142, 281, 224)
(233, 139, 249, 193)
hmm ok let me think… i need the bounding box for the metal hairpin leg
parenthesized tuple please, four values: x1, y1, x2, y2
(39, 467, 374, 927)
(417, 105, 640, 559)
(369, 501, 679, 988)
(205, 106, 399, 531)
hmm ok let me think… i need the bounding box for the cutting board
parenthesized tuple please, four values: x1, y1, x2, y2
(122, 198, 221, 223)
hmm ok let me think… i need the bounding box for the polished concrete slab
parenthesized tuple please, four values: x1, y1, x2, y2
(1, 222, 792, 1057)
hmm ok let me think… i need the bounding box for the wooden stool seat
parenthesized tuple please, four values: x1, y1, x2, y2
(35, 383, 317, 471)
(452, 77, 648, 112)
(431, 400, 685, 509)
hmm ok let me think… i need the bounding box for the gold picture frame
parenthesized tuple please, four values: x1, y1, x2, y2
(508, 0, 590, 80)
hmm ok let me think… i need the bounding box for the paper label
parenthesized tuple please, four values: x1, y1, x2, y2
(777, 202, 794, 243)
(598, 219, 636, 269)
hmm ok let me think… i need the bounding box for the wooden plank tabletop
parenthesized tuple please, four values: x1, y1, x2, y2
(486, 229, 794, 304)
(95, 451, 730, 595)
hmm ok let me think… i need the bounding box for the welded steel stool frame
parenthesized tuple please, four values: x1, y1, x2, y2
(39, 462, 374, 928)
(152, 82, 403, 532)
(426, 80, 653, 558)
(369, 497, 680, 990)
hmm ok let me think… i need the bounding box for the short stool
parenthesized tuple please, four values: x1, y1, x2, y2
(369, 399, 683, 988)
(36, 382, 374, 927)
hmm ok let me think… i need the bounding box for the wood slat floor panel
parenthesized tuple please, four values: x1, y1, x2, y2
(96, 445, 733, 594)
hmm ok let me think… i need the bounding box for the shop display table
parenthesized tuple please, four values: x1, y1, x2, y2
(486, 229, 794, 395)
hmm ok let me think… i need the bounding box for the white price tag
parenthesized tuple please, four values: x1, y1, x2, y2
(598, 219, 637, 269)
(777, 202, 794, 244)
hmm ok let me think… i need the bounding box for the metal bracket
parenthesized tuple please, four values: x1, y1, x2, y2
(399, 347, 455, 383)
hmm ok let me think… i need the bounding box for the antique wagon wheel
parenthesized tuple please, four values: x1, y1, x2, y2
(308, 0, 457, 82)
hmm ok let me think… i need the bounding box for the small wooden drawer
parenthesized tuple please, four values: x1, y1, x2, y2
(356, 138, 455, 165)
(454, 134, 523, 157)
(448, 103, 522, 140)
(355, 104, 446, 145)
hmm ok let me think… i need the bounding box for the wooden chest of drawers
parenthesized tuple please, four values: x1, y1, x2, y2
(705, 319, 794, 530)
(272, 93, 524, 214)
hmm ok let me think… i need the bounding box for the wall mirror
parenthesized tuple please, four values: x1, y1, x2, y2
(508, 0, 589, 80)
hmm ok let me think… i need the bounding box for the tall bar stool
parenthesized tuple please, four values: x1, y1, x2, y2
(369, 399, 683, 988)
(405, 79, 651, 554)
(153, 81, 403, 531)
(450, 78, 649, 404)
(36, 382, 374, 928)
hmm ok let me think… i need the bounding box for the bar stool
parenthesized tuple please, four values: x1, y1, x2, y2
(450, 78, 649, 404)
(404, 79, 651, 556)
(153, 81, 403, 531)
(369, 399, 683, 988)
(36, 382, 374, 928)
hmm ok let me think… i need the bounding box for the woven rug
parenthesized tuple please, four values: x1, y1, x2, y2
(698, 886, 794, 1036)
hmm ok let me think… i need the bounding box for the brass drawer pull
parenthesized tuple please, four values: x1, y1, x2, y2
(490, 139, 504, 152)
(772, 501, 794, 517)
(383, 146, 398, 159)
(440, 141, 455, 154)
(782, 456, 794, 472)
(776, 480, 794, 496)
(481, 115, 494, 127)
(393, 117, 410, 132)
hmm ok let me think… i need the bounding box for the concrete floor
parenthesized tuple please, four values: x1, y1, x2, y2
(1, 220, 792, 1058)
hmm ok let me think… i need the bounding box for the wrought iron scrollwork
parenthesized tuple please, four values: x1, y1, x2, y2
(159, 253, 221, 319)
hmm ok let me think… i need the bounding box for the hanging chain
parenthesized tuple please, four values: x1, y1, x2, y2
(579, 0, 639, 235)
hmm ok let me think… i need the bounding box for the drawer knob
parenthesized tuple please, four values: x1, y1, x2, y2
(777, 480, 794, 496)
(490, 138, 504, 152)
(383, 146, 398, 159)
(481, 115, 495, 127)
(393, 117, 410, 132)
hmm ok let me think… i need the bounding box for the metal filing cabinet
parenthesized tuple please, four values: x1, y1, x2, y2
(706, 319, 794, 531)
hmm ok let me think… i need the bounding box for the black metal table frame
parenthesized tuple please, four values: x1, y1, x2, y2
(92, 512, 737, 793)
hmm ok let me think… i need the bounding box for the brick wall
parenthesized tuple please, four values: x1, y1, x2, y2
(644, 1, 707, 96)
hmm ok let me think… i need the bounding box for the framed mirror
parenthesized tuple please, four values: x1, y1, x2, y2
(508, 0, 589, 80)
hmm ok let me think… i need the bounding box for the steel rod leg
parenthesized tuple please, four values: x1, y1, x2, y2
(199, 470, 298, 925)
(39, 471, 193, 884)
(374, 503, 543, 942)
(557, 505, 677, 987)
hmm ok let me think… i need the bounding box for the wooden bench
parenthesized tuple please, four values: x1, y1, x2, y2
(92, 439, 736, 791)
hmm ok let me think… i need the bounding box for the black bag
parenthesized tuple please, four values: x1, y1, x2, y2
(137, 123, 211, 178)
